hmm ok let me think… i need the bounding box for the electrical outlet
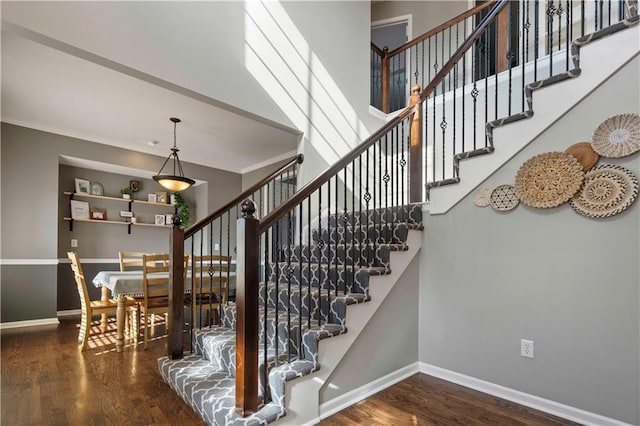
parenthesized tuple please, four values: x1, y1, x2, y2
(521, 339, 534, 358)
(214, 243, 220, 252)
(71, 239, 78, 248)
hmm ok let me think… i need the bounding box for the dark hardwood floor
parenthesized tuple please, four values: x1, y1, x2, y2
(2, 318, 580, 425)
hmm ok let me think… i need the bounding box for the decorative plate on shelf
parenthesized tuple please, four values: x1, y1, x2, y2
(90, 181, 104, 196)
(565, 142, 599, 171)
(569, 165, 638, 218)
(472, 186, 492, 207)
(591, 113, 640, 158)
(514, 152, 584, 208)
(490, 184, 519, 212)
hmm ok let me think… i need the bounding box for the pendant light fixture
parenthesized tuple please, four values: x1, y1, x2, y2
(153, 117, 195, 192)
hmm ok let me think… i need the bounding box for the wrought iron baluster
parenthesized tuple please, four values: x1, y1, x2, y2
(401, 121, 406, 207)
(297, 203, 303, 356)
(523, 0, 529, 112)
(317, 185, 322, 325)
(566, 0, 571, 71)
(535, 0, 540, 80)
(549, 1, 556, 77)
(343, 167, 348, 294)
(507, 0, 514, 116)
(306, 197, 311, 330)
(421, 41, 425, 89)
(494, 18, 498, 123)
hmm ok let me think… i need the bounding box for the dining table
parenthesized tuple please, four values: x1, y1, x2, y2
(92, 270, 236, 352)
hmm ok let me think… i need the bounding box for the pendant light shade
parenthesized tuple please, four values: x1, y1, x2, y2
(153, 117, 195, 192)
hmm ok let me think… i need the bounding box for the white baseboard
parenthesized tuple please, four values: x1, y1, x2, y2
(0, 317, 59, 330)
(419, 363, 632, 426)
(318, 362, 420, 421)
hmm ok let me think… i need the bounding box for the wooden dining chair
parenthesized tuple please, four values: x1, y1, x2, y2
(119, 251, 153, 271)
(140, 253, 188, 349)
(67, 251, 137, 351)
(187, 255, 231, 328)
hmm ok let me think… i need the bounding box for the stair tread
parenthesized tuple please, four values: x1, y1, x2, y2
(270, 261, 389, 275)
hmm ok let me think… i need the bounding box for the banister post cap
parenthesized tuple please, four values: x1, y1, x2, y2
(241, 199, 256, 218)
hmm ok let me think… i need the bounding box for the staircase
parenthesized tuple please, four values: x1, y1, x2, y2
(158, 204, 423, 425)
(156, 1, 639, 425)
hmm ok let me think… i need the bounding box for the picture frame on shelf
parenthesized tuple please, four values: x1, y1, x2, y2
(70, 200, 90, 220)
(147, 193, 157, 203)
(90, 207, 107, 220)
(154, 191, 168, 204)
(165, 214, 173, 225)
(89, 181, 104, 196)
(75, 178, 90, 194)
(155, 214, 165, 226)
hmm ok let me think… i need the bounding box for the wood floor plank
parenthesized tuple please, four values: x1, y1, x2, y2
(319, 374, 581, 426)
(3, 319, 581, 426)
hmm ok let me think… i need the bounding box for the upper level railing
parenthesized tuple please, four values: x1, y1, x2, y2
(371, 0, 497, 113)
(418, 0, 636, 194)
(371, 0, 635, 115)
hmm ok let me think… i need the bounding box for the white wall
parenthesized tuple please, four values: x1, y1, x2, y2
(420, 56, 640, 424)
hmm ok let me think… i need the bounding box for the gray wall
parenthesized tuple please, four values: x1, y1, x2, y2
(372, 1, 469, 38)
(241, 158, 294, 192)
(420, 56, 640, 424)
(1, 123, 242, 320)
(320, 255, 420, 403)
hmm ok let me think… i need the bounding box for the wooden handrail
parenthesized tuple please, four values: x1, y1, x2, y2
(387, 0, 497, 57)
(185, 153, 304, 238)
(258, 106, 416, 233)
(418, 0, 507, 102)
(370, 42, 384, 56)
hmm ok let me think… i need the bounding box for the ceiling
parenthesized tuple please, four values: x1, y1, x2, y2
(1, 6, 302, 176)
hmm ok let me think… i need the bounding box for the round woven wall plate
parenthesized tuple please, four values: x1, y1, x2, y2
(565, 142, 599, 171)
(473, 186, 492, 207)
(490, 184, 519, 211)
(591, 113, 640, 158)
(570, 165, 638, 218)
(515, 152, 584, 208)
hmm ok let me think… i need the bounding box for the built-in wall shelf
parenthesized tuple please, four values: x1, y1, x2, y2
(63, 191, 174, 233)
(63, 191, 175, 207)
(62, 217, 171, 228)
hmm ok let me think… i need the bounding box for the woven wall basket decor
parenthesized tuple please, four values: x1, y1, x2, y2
(490, 184, 519, 211)
(565, 142, 600, 171)
(570, 164, 639, 218)
(473, 186, 492, 207)
(515, 152, 585, 208)
(591, 113, 640, 158)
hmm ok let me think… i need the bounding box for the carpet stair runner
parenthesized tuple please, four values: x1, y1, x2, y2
(157, 204, 422, 425)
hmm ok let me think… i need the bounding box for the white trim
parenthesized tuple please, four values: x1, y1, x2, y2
(0, 259, 59, 265)
(368, 105, 397, 122)
(239, 149, 300, 175)
(419, 363, 632, 426)
(319, 362, 420, 420)
(57, 309, 82, 318)
(0, 318, 59, 330)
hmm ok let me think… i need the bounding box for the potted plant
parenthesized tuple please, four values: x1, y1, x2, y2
(120, 187, 133, 199)
(173, 192, 189, 227)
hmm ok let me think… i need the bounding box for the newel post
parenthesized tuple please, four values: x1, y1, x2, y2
(235, 199, 259, 416)
(168, 214, 185, 359)
(409, 84, 423, 203)
(381, 46, 390, 113)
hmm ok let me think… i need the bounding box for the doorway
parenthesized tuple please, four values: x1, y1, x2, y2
(371, 15, 411, 112)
